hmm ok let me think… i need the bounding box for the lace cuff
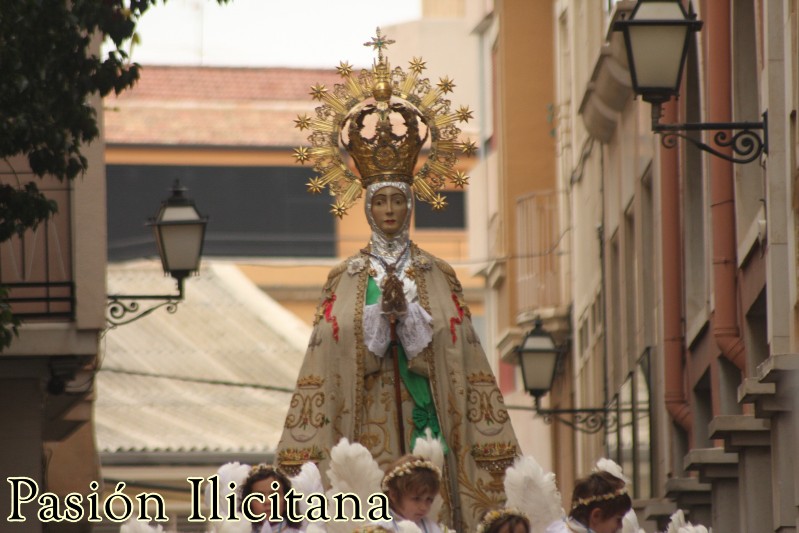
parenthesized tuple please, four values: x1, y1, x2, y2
(363, 303, 391, 356)
(397, 302, 433, 359)
(363, 301, 433, 359)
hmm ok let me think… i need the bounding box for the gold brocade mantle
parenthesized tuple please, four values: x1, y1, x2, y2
(277, 245, 519, 531)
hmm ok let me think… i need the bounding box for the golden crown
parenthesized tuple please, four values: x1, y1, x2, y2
(294, 28, 476, 218)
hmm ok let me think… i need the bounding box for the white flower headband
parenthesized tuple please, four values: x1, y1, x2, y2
(381, 459, 441, 491)
(476, 508, 529, 533)
(571, 486, 628, 510)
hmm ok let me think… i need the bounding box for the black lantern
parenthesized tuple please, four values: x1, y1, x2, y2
(107, 180, 208, 327)
(614, 0, 702, 104)
(513, 320, 613, 434)
(149, 180, 208, 292)
(613, 0, 767, 164)
(516, 321, 561, 398)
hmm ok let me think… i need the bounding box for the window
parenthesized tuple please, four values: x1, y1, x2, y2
(606, 350, 653, 499)
(414, 190, 466, 229)
(107, 164, 335, 260)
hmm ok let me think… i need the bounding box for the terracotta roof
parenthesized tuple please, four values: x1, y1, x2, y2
(96, 261, 310, 454)
(114, 66, 341, 102)
(104, 66, 341, 148)
(103, 64, 477, 149)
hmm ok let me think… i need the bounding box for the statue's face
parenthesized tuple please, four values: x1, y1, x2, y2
(370, 186, 408, 238)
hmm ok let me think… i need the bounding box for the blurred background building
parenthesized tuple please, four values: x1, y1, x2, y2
(2, 0, 798, 532)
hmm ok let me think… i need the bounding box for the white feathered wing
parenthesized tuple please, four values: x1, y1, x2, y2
(665, 509, 710, 533)
(594, 458, 630, 484)
(205, 461, 253, 533)
(119, 520, 164, 533)
(324, 438, 386, 533)
(503, 455, 564, 533)
(290, 460, 326, 527)
(411, 428, 446, 524)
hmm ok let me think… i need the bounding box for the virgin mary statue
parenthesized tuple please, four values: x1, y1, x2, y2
(276, 30, 519, 532)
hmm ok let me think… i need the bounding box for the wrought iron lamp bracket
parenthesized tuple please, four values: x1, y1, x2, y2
(534, 396, 617, 435)
(651, 104, 767, 165)
(106, 278, 185, 327)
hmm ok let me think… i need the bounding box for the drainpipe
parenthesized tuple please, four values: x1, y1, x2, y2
(661, 99, 693, 433)
(707, 0, 746, 371)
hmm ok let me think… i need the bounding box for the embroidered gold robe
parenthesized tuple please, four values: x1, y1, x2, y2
(277, 245, 519, 531)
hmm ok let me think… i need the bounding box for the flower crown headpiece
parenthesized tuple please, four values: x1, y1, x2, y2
(294, 27, 475, 218)
(571, 486, 628, 510)
(476, 508, 530, 533)
(247, 463, 284, 479)
(380, 459, 441, 491)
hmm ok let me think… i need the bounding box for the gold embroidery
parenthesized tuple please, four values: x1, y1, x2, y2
(353, 252, 369, 438)
(297, 375, 324, 388)
(277, 446, 325, 476)
(467, 372, 496, 385)
(471, 441, 517, 492)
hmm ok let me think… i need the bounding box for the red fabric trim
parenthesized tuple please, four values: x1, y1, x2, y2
(449, 293, 464, 344)
(323, 294, 339, 342)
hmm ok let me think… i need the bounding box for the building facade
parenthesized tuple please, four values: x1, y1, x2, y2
(541, 0, 798, 531)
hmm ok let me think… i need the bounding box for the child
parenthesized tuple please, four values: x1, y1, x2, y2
(381, 454, 443, 533)
(476, 508, 530, 533)
(241, 464, 304, 533)
(545, 471, 632, 533)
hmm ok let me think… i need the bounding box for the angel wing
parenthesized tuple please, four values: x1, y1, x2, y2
(622, 508, 645, 533)
(324, 438, 386, 533)
(503, 455, 564, 533)
(594, 458, 630, 484)
(201, 461, 253, 533)
(205, 461, 252, 516)
(119, 520, 165, 533)
(396, 520, 424, 533)
(290, 460, 326, 522)
(209, 521, 252, 533)
(327, 438, 384, 500)
(665, 509, 710, 533)
(411, 429, 446, 524)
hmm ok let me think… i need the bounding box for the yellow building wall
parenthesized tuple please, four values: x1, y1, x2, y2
(495, 0, 557, 331)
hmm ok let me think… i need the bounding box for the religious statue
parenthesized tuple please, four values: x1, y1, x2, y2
(277, 29, 519, 532)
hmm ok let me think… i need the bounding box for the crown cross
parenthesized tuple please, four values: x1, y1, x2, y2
(363, 27, 395, 62)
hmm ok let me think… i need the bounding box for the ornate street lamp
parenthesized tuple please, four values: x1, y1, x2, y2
(516, 322, 561, 398)
(613, 0, 767, 164)
(515, 321, 613, 434)
(107, 180, 208, 327)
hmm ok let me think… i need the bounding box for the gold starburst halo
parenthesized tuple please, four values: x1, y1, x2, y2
(431, 194, 448, 210)
(295, 28, 476, 216)
(331, 201, 349, 218)
(294, 114, 311, 130)
(294, 146, 310, 163)
(461, 140, 478, 156)
(306, 177, 324, 194)
(336, 61, 354, 77)
(452, 170, 469, 188)
(408, 57, 427, 74)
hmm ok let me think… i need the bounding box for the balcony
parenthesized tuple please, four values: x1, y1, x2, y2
(515, 190, 570, 321)
(1, 173, 74, 320)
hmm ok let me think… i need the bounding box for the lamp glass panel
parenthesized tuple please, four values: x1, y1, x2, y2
(520, 350, 558, 394)
(521, 332, 556, 351)
(159, 205, 201, 223)
(628, 24, 688, 90)
(157, 223, 204, 272)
